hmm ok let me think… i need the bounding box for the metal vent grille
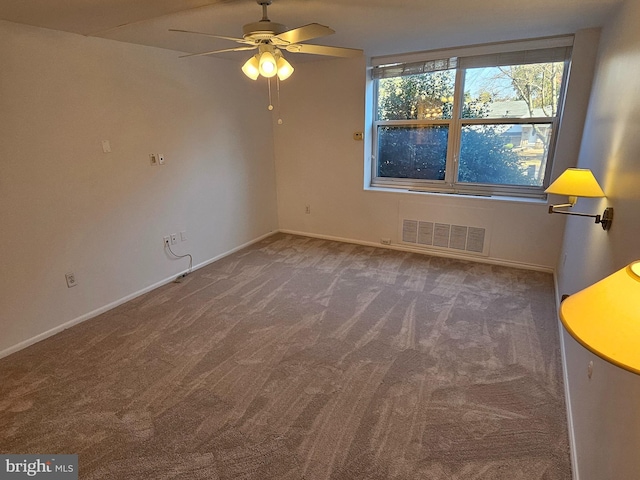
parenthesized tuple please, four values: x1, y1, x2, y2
(402, 219, 486, 255)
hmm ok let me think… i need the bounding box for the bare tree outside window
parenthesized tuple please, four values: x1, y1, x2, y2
(373, 52, 568, 195)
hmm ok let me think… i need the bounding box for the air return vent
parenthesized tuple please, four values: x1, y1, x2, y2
(398, 202, 493, 257)
(402, 220, 486, 254)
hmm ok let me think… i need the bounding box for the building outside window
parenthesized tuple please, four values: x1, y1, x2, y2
(371, 37, 572, 198)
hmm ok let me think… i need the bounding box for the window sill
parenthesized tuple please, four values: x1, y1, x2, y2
(364, 184, 548, 205)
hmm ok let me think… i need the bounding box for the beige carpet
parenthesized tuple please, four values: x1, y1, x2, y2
(0, 233, 571, 479)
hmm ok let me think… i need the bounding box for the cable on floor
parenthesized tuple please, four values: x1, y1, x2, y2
(165, 243, 193, 283)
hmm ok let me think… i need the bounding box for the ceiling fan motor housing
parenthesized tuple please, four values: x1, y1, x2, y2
(242, 21, 288, 41)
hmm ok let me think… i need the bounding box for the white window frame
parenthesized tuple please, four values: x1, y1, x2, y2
(370, 36, 573, 198)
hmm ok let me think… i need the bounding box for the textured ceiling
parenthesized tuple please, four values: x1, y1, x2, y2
(0, 0, 623, 63)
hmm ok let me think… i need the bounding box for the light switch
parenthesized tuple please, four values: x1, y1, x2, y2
(102, 140, 111, 153)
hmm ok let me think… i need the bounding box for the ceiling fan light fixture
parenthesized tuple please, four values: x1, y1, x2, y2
(258, 50, 277, 78)
(276, 56, 294, 81)
(241, 55, 260, 80)
(174, 0, 363, 83)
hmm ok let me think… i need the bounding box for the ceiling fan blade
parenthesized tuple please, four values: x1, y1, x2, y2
(169, 29, 256, 46)
(179, 46, 257, 59)
(272, 23, 335, 45)
(285, 43, 363, 58)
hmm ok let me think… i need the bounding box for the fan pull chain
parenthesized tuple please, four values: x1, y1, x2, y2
(276, 77, 283, 125)
(267, 78, 274, 111)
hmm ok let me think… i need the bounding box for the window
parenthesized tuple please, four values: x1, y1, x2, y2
(371, 37, 572, 197)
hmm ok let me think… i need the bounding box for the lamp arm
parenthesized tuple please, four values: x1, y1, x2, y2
(549, 208, 602, 223)
(547, 203, 573, 213)
(548, 205, 613, 230)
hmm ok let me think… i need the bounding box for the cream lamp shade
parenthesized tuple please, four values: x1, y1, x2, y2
(242, 45, 295, 81)
(258, 50, 277, 78)
(560, 261, 640, 374)
(545, 168, 605, 201)
(276, 56, 294, 81)
(241, 55, 260, 80)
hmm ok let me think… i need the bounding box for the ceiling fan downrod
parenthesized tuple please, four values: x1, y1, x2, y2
(258, 1, 272, 21)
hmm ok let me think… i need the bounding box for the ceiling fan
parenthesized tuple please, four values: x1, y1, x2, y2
(170, 0, 363, 81)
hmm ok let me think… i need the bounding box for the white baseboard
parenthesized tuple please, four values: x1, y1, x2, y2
(278, 229, 554, 273)
(0, 231, 275, 360)
(553, 271, 579, 480)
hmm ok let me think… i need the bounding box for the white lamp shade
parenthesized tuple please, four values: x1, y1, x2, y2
(258, 51, 277, 78)
(276, 56, 294, 81)
(241, 55, 260, 80)
(545, 168, 605, 198)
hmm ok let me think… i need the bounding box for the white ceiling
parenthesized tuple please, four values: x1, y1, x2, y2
(0, 0, 622, 64)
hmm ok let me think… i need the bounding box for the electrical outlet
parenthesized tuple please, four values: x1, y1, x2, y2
(180, 231, 187, 242)
(65, 272, 77, 288)
(170, 234, 178, 245)
(163, 236, 170, 247)
(150, 153, 158, 166)
(158, 154, 165, 165)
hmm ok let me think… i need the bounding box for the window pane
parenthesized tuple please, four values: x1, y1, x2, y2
(462, 62, 565, 119)
(377, 125, 448, 180)
(376, 70, 456, 120)
(458, 123, 553, 186)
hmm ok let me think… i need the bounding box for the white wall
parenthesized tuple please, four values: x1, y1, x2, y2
(0, 20, 279, 355)
(273, 30, 600, 270)
(556, 0, 640, 478)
